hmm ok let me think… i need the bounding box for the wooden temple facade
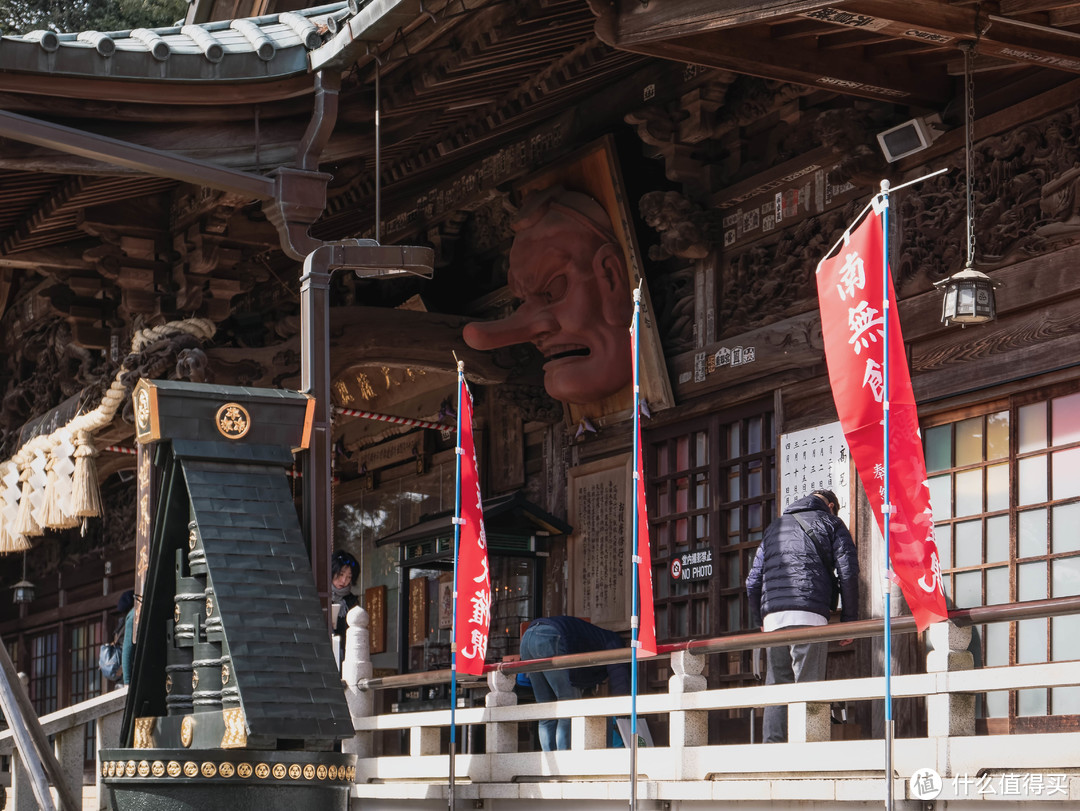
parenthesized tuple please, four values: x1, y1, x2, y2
(0, 0, 1079, 775)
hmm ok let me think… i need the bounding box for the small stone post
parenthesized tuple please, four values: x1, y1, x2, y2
(668, 650, 707, 748)
(485, 669, 518, 753)
(926, 620, 975, 738)
(341, 605, 374, 758)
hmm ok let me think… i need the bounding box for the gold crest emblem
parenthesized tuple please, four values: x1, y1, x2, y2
(218, 762, 235, 778)
(188, 528, 197, 550)
(272, 763, 287, 780)
(183, 762, 198, 778)
(216, 403, 251, 439)
(288, 764, 302, 780)
(192, 670, 200, 690)
(137, 761, 150, 777)
(316, 764, 327, 780)
(125, 761, 137, 778)
(205, 596, 214, 617)
(237, 763, 253, 779)
(165, 674, 173, 694)
(255, 763, 270, 779)
(328, 764, 338, 780)
(180, 715, 194, 747)
(221, 663, 230, 685)
(303, 764, 315, 780)
(151, 761, 165, 778)
(167, 761, 182, 777)
(201, 762, 217, 778)
(174, 603, 181, 623)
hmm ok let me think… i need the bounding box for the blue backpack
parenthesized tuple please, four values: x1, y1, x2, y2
(99, 634, 123, 682)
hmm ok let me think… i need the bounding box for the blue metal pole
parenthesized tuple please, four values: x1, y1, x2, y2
(629, 284, 643, 811)
(448, 360, 465, 811)
(879, 180, 894, 811)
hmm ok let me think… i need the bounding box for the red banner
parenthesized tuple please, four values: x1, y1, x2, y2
(454, 375, 491, 675)
(635, 434, 657, 657)
(816, 206, 948, 632)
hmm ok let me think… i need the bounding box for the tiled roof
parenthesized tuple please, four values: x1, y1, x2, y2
(0, 1, 345, 82)
(182, 457, 354, 743)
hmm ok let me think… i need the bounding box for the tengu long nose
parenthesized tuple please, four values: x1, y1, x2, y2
(463, 308, 544, 351)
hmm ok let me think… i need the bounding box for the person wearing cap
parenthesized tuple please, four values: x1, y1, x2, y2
(331, 550, 360, 637)
(462, 186, 633, 406)
(745, 489, 859, 743)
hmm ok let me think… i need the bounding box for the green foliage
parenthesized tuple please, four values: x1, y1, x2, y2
(0, 0, 188, 34)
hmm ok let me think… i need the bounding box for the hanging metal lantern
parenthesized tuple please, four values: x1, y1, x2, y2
(12, 578, 34, 604)
(936, 265, 998, 326)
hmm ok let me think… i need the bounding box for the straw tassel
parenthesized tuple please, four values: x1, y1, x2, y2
(40, 451, 78, 530)
(14, 467, 42, 538)
(70, 430, 102, 519)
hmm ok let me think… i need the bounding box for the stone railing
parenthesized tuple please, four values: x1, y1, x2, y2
(340, 598, 1080, 808)
(0, 687, 126, 811)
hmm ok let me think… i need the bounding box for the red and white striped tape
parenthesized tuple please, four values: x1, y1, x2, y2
(333, 407, 451, 431)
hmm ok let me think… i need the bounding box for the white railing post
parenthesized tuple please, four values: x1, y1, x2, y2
(342, 605, 374, 759)
(95, 707, 124, 811)
(668, 650, 707, 750)
(788, 701, 831, 743)
(10, 750, 36, 811)
(571, 713, 608, 750)
(54, 723, 85, 808)
(926, 620, 975, 738)
(485, 669, 518, 753)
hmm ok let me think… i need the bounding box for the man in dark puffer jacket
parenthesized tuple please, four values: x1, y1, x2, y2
(746, 489, 859, 742)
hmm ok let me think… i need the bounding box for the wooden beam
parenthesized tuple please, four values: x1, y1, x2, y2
(617, 29, 950, 106)
(999, 0, 1080, 14)
(594, 0, 838, 45)
(851, 0, 1080, 73)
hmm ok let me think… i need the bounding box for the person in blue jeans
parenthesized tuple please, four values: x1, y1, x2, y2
(518, 616, 630, 751)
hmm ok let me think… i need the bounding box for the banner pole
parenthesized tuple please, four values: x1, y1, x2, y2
(629, 285, 644, 811)
(879, 180, 895, 811)
(448, 360, 465, 811)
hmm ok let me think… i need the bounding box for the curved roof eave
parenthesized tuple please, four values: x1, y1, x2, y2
(0, 2, 350, 102)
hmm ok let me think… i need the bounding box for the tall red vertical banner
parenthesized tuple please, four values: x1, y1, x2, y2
(635, 436, 657, 657)
(454, 376, 491, 675)
(816, 208, 948, 632)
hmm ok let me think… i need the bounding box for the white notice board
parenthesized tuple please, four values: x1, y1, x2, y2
(778, 421, 852, 528)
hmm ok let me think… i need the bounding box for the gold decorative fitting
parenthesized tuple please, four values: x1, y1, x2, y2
(192, 671, 200, 690)
(303, 764, 315, 780)
(183, 762, 199, 778)
(288, 764, 302, 780)
(165, 674, 173, 694)
(125, 761, 137, 778)
(316, 764, 327, 780)
(347, 766, 356, 781)
(180, 715, 194, 748)
(219, 762, 235, 778)
(188, 528, 197, 550)
(272, 763, 287, 780)
(237, 763, 253, 779)
(221, 707, 247, 748)
(201, 762, 217, 778)
(255, 763, 270, 779)
(101, 763, 108, 777)
(205, 596, 214, 617)
(151, 761, 165, 778)
(174, 604, 180, 623)
(221, 663, 230, 685)
(328, 765, 338, 780)
(134, 717, 156, 749)
(216, 403, 251, 439)
(137, 761, 150, 778)
(135, 390, 151, 434)
(167, 761, 182, 778)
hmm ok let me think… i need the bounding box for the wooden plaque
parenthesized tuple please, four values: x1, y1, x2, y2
(408, 577, 429, 647)
(364, 585, 387, 655)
